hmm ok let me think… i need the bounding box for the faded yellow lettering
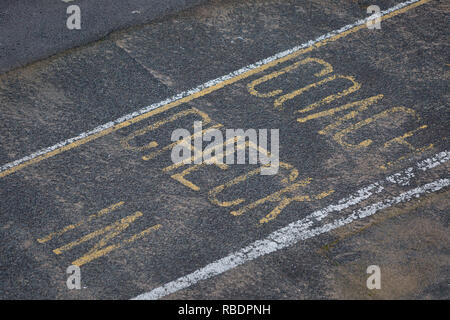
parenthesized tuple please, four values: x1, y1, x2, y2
(247, 58, 333, 98)
(274, 75, 361, 112)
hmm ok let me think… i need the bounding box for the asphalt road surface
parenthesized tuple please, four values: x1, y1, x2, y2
(0, 0, 208, 73)
(0, 0, 449, 299)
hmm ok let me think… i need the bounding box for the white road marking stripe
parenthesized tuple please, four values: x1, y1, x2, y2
(418, 150, 450, 171)
(132, 151, 449, 300)
(0, 0, 425, 175)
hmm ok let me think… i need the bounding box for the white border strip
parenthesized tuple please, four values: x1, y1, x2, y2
(0, 0, 424, 174)
(132, 151, 449, 300)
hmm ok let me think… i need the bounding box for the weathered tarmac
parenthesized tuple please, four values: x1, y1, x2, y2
(0, 0, 448, 299)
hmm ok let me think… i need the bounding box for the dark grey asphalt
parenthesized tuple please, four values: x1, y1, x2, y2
(0, 0, 448, 300)
(0, 0, 208, 74)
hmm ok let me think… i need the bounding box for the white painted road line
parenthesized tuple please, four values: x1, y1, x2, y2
(0, 0, 428, 177)
(132, 151, 449, 299)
